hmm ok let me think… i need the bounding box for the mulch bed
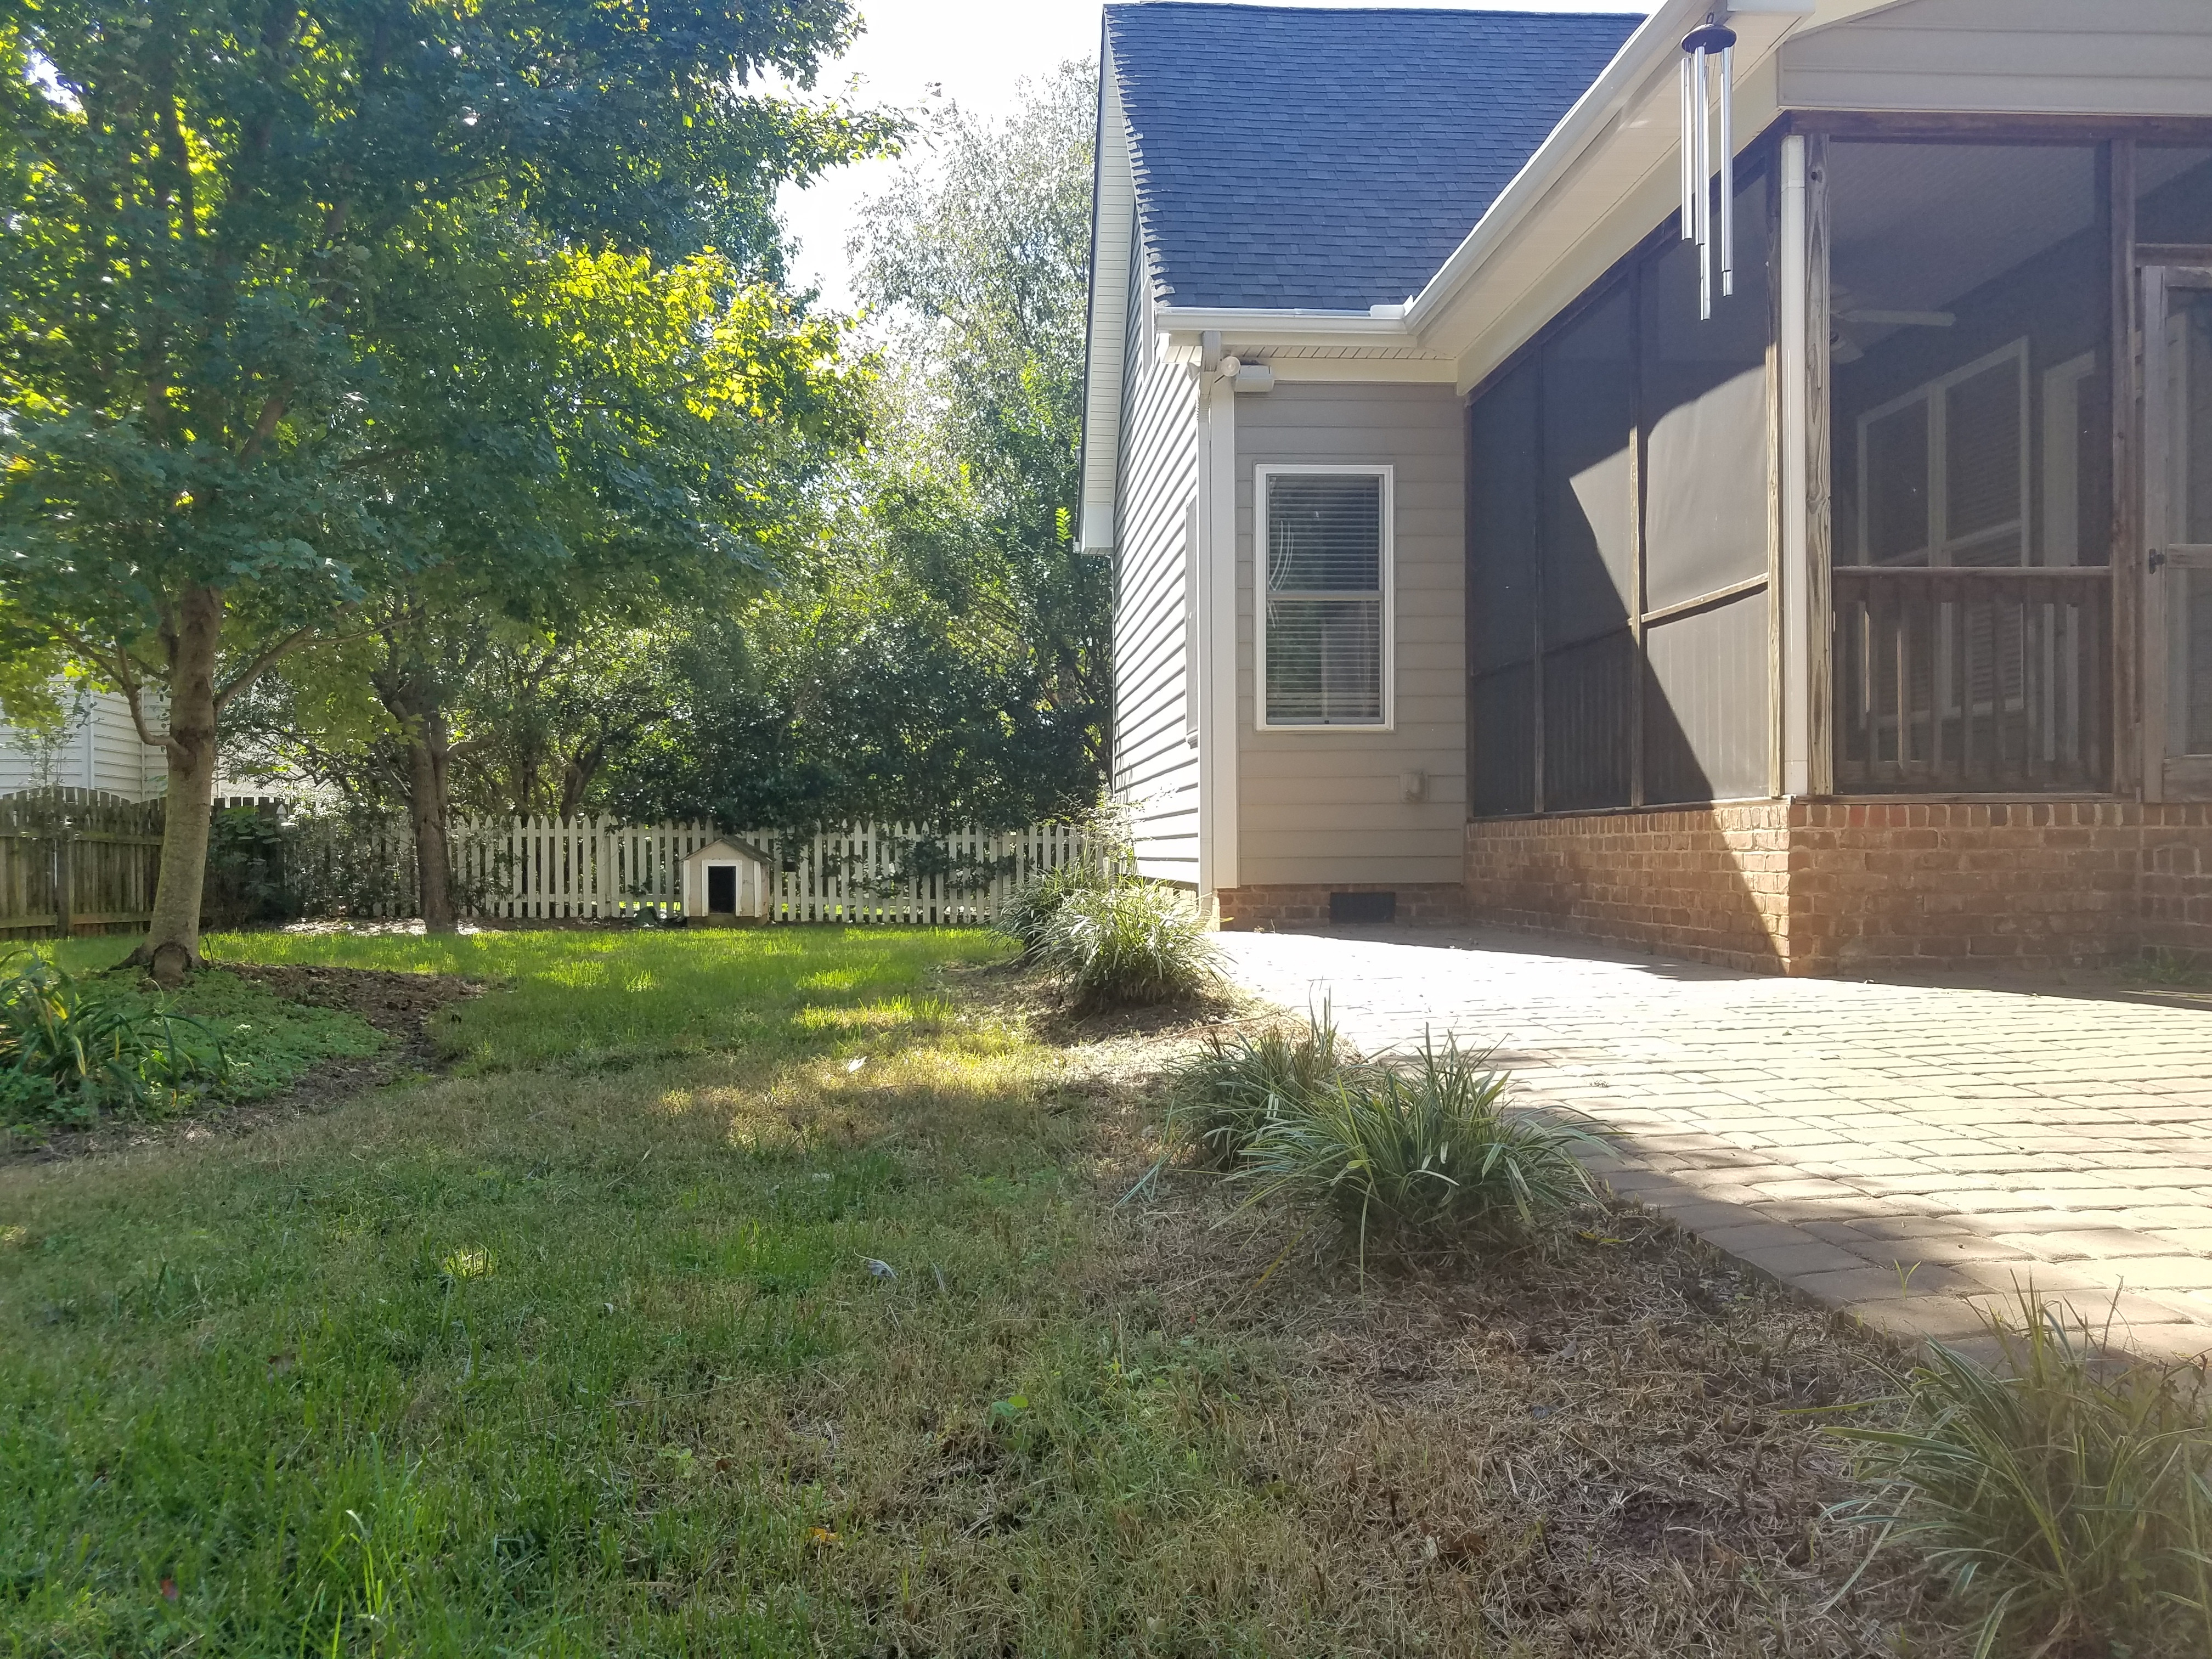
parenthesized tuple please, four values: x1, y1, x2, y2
(3, 964, 484, 1164)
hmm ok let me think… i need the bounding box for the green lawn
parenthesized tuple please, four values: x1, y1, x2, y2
(48, 927, 990, 1075)
(7, 927, 1958, 1657)
(3, 929, 1295, 1656)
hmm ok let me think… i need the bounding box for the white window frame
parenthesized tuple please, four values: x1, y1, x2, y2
(1253, 462, 1395, 732)
(1855, 337, 2031, 569)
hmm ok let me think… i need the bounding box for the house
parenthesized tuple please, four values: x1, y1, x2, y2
(0, 687, 168, 802)
(1084, 0, 2212, 974)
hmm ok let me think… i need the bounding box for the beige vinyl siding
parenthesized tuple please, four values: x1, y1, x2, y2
(1110, 213, 1203, 885)
(1237, 382, 1465, 885)
(1781, 0, 2212, 117)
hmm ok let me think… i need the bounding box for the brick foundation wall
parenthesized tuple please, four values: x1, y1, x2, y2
(1462, 805, 1798, 973)
(1218, 882, 1467, 931)
(1464, 801, 2212, 976)
(2142, 806, 2212, 957)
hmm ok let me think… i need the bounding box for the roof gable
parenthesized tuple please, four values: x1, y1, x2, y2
(1104, 3, 1642, 314)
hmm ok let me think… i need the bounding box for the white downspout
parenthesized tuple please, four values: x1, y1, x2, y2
(1779, 133, 1812, 799)
(1195, 336, 1240, 907)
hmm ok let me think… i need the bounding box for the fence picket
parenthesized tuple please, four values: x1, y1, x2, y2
(3, 800, 1092, 933)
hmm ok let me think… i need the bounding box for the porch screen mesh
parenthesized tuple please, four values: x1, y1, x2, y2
(1264, 473, 1384, 724)
(1465, 160, 1776, 817)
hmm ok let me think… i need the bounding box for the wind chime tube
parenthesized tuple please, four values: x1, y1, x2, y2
(1679, 55, 1696, 240)
(1718, 44, 1735, 298)
(1693, 45, 1712, 320)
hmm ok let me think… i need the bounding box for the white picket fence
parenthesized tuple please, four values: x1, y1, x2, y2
(295, 814, 1097, 926)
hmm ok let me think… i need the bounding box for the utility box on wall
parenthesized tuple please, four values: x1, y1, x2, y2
(678, 837, 772, 926)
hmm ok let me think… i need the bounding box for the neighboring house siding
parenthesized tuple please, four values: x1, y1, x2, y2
(1111, 217, 1202, 885)
(0, 689, 166, 801)
(1235, 382, 1465, 885)
(1780, 0, 2212, 116)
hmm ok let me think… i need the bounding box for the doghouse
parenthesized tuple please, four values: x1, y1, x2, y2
(678, 837, 772, 926)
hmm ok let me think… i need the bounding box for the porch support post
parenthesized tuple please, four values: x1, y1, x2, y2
(1778, 133, 1815, 797)
(1196, 343, 1240, 902)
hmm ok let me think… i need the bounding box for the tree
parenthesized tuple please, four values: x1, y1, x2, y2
(600, 63, 1109, 836)
(853, 61, 1108, 776)
(326, 233, 860, 929)
(0, 0, 892, 972)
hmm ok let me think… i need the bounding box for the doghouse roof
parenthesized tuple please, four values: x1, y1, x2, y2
(680, 837, 771, 868)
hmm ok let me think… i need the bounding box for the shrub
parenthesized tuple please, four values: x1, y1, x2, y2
(996, 859, 1119, 952)
(0, 955, 232, 1126)
(1032, 881, 1218, 1008)
(1833, 1297, 2212, 1659)
(1234, 1034, 1600, 1267)
(1168, 1004, 1367, 1168)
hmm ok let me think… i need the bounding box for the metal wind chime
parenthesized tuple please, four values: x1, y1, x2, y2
(1679, 13, 1739, 321)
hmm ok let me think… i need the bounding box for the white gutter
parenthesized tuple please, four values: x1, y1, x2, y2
(1156, 305, 1415, 346)
(1402, 0, 1814, 336)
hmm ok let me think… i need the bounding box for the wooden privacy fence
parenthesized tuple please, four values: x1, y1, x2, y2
(0, 789, 165, 940)
(303, 814, 1100, 926)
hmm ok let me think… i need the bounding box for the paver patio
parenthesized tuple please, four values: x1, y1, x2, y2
(1215, 926, 2212, 1361)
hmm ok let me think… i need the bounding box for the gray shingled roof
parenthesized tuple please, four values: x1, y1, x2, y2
(1105, 4, 1643, 312)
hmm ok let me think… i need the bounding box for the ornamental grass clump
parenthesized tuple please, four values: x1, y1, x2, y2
(1167, 1004, 1368, 1169)
(0, 955, 231, 1126)
(1032, 880, 1218, 1009)
(995, 859, 1119, 953)
(1832, 1296, 2212, 1659)
(1234, 1034, 1601, 1267)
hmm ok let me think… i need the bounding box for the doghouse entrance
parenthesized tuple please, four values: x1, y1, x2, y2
(707, 865, 738, 915)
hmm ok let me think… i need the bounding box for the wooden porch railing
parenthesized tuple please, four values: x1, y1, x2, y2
(1832, 566, 2112, 794)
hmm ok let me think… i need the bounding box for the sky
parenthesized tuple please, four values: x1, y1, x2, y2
(775, 0, 1655, 315)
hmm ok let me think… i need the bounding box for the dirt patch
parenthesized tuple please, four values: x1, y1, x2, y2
(1026, 1002, 1963, 1658)
(221, 963, 483, 1071)
(5, 966, 484, 1164)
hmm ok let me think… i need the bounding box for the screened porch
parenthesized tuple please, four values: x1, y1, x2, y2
(1464, 122, 2212, 812)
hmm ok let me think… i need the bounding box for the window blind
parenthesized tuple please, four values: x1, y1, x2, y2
(1264, 474, 1385, 724)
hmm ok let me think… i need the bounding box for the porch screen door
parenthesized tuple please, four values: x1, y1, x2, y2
(2145, 265, 2212, 800)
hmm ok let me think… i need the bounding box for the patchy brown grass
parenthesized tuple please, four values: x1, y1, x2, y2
(853, 974, 1967, 1657)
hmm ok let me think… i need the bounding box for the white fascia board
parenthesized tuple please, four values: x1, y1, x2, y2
(1402, 0, 1826, 382)
(1077, 41, 1137, 554)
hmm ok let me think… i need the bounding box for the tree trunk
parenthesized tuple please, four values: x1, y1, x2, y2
(137, 585, 223, 984)
(404, 727, 458, 933)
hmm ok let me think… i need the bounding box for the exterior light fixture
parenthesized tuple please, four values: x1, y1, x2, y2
(1679, 13, 1738, 321)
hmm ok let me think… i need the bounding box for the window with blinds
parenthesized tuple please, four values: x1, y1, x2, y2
(1856, 340, 2028, 568)
(1260, 470, 1389, 726)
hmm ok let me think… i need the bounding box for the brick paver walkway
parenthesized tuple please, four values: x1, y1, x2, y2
(1216, 927, 2212, 1361)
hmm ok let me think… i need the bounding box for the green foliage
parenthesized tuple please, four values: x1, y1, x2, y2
(2132, 946, 2212, 989)
(1, 957, 380, 1130)
(203, 808, 292, 931)
(0, 957, 229, 1126)
(1, 0, 895, 951)
(1234, 1036, 1600, 1263)
(996, 860, 1121, 952)
(605, 63, 1110, 834)
(1167, 1006, 1368, 1170)
(1834, 1299, 2212, 1659)
(1032, 882, 1218, 1010)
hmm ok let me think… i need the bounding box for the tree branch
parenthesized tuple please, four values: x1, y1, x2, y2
(213, 623, 318, 710)
(55, 630, 184, 755)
